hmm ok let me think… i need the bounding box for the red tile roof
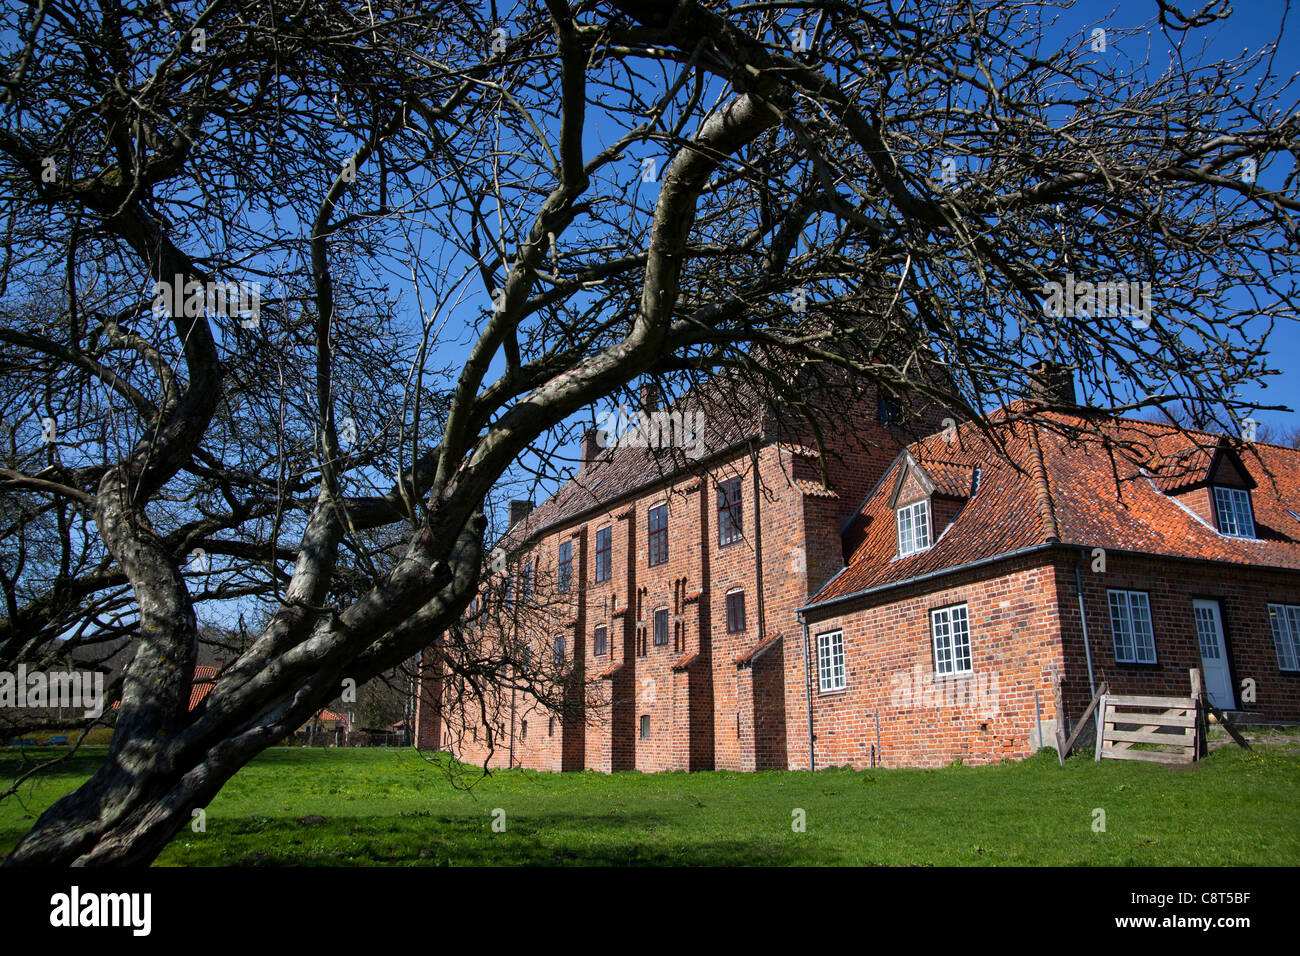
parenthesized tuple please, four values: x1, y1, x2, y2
(504, 374, 770, 549)
(672, 651, 699, 671)
(188, 666, 218, 711)
(110, 665, 219, 712)
(809, 411, 1300, 608)
(734, 634, 783, 666)
(794, 477, 840, 498)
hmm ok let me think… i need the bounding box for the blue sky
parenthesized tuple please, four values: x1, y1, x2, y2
(1051, 0, 1300, 430)
(507, 0, 1300, 513)
(10, 2, 1297, 631)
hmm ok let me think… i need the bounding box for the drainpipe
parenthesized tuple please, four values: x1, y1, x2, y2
(751, 440, 766, 643)
(1072, 547, 1097, 696)
(800, 612, 815, 772)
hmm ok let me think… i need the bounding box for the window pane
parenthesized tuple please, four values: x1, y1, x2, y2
(897, 501, 930, 556)
(557, 540, 572, 592)
(595, 527, 611, 582)
(932, 608, 953, 674)
(726, 591, 745, 633)
(1288, 606, 1300, 671)
(1271, 604, 1300, 671)
(718, 478, 742, 545)
(648, 504, 668, 566)
(950, 605, 971, 672)
(1215, 487, 1255, 538)
(1194, 603, 1221, 660)
(1130, 592, 1155, 663)
(1109, 591, 1132, 661)
(897, 506, 912, 554)
(817, 631, 845, 691)
(654, 608, 668, 645)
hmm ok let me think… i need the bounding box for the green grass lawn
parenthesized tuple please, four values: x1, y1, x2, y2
(1, 741, 1297, 865)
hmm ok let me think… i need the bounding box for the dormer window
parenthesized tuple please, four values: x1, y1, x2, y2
(1213, 486, 1255, 538)
(896, 499, 931, 557)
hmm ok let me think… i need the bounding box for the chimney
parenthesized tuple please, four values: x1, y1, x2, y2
(1027, 360, 1077, 407)
(640, 381, 660, 412)
(509, 499, 533, 528)
(580, 427, 601, 473)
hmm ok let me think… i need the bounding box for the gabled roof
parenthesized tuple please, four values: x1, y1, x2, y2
(887, 452, 978, 507)
(1141, 429, 1257, 492)
(808, 411, 1300, 609)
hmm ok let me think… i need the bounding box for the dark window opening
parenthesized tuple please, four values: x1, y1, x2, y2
(648, 504, 668, 566)
(653, 607, 669, 646)
(726, 590, 746, 633)
(718, 478, 743, 546)
(877, 391, 902, 425)
(595, 526, 612, 582)
(557, 540, 572, 592)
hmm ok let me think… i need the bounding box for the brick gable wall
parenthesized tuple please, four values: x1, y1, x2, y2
(798, 553, 1067, 769)
(1056, 550, 1300, 722)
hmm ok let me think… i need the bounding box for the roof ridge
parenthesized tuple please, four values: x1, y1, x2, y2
(1027, 424, 1061, 543)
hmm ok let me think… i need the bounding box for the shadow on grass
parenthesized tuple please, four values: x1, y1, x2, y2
(163, 809, 832, 866)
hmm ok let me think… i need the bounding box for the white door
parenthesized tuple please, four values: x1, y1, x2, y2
(1193, 600, 1234, 709)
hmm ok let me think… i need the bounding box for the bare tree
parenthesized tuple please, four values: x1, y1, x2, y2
(0, 0, 1297, 864)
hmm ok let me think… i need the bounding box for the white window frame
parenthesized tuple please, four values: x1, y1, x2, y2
(1268, 603, 1300, 672)
(816, 630, 846, 693)
(896, 499, 931, 557)
(1213, 486, 1256, 538)
(1108, 589, 1157, 664)
(931, 603, 973, 676)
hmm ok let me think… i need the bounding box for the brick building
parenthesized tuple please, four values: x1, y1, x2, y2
(414, 372, 1300, 771)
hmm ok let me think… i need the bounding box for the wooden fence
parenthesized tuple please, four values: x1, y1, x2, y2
(1094, 670, 1202, 765)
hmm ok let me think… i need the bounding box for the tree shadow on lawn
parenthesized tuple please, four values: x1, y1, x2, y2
(163, 808, 834, 866)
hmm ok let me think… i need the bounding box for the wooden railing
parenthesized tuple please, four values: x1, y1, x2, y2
(1095, 690, 1199, 764)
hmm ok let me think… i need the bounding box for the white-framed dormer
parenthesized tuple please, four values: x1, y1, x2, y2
(887, 452, 936, 559)
(896, 499, 931, 557)
(1152, 436, 1260, 541)
(1212, 485, 1256, 538)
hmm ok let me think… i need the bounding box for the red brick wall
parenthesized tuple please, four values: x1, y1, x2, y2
(413, 644, 443, 751)
(414, 385, 976, 774)
(799, 555, 1067, 769)
(1173, 485, 1214, 526)
(1055, 550, 1300, 722)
